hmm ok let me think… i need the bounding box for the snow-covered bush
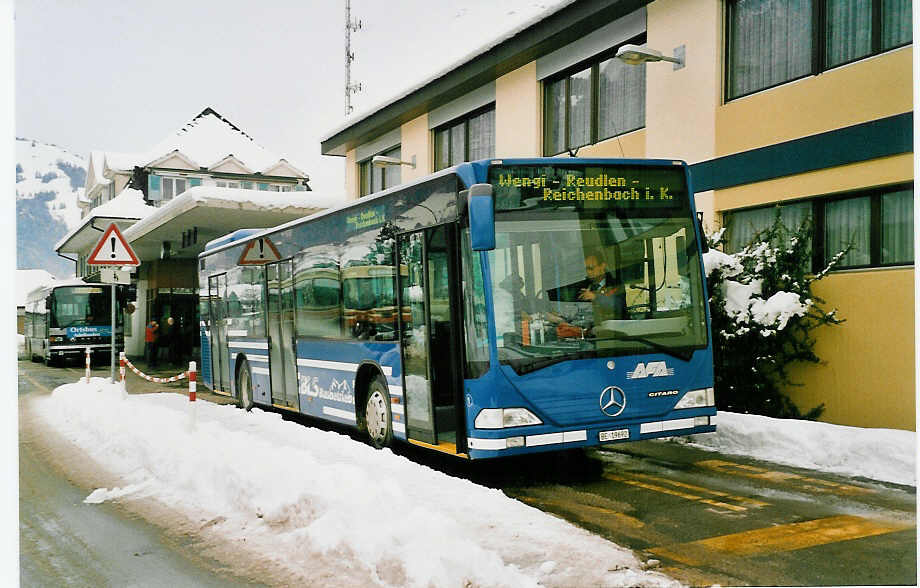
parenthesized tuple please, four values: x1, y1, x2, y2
(704, 211, 847, 419)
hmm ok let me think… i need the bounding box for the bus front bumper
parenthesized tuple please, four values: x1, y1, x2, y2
(465, 414, 717, 459)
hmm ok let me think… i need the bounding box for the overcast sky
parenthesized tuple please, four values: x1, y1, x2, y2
(14, 0, 562, 196)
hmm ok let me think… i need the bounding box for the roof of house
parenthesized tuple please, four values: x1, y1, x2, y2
(320, 0, 644, 156)
(100, 107, 309, 180)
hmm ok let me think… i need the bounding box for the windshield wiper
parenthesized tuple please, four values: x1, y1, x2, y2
(606, 331, 694, 361)
(509, 351, 594, 375)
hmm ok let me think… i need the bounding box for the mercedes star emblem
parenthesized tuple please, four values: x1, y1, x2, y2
(599, 386, 627, 417)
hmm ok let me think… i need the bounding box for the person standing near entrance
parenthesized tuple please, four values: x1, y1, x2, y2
(145, 320, 159, 367)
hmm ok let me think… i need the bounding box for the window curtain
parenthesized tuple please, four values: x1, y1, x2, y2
(881, 189, 913, 264)
(434, 128, 450, 171)
(882, 0, 912, 49)
(449, 122, 465, 167)
(567, 68, 592, 149)
(468, 109, 495, 161)
(825, 196, 871, 266)
(543, 78, 566, 155)
(598, 57, 645, 140)
(383, 146, 401, 189)
(727, 207, 776, 252)
(826, 0, 872, 67)
(729, 0, 813, 98)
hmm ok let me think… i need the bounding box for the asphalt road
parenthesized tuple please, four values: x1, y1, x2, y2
(18, 358, 260, 588)
(18, 358, 918, 587)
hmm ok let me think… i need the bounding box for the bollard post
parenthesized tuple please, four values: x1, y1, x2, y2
(85, 347, 91, 384)
(119, 352, 127, 398)
(188, 361, 197, 431)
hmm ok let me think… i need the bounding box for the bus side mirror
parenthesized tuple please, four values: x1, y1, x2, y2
(44, 297, 52, 311)
(468, 183, 495, 251)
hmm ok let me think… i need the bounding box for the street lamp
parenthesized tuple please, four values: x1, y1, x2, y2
(372, 154, 416, 169)
(615, 44, 685, 70)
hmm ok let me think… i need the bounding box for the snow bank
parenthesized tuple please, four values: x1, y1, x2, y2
(684, 412, 916, 486)
(36, 379, 676, 587)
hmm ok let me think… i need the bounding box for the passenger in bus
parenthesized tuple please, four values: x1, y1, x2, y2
(551, 251, 627, 338)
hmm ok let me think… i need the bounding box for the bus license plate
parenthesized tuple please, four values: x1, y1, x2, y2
(599, 429, 630, 442)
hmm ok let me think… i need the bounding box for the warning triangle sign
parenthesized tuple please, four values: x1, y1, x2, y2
(238, 237, 281, 265)
(87, 223, 141, 266)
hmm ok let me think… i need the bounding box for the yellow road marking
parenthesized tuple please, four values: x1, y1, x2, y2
(632, 472, 770, 508)
(604, 473, 752, 512)
(696, 459, 874, 495)
(517, 496, 647, 529)
(649, 515, 913, 566)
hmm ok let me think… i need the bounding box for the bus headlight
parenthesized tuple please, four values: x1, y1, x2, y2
(475, 408, 543, 429)
(674, 388, 715, 409)
(49, 336, 64, 343)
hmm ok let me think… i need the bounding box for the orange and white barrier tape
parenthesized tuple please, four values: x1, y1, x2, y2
(122, 356, 187, 384)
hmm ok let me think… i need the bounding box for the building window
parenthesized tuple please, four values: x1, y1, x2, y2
(727, 0, 912, 100)
(724, 184, 913, 270)
(543, 38, 647, 155)
(216, 180, 242, 188)
(359, 145, 401, 197)
(148, 175, 188, 203)
(434, 105, 495, 171)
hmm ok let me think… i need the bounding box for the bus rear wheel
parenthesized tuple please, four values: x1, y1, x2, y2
(365, 375, 393, 449)
(237, 359, 254, 411)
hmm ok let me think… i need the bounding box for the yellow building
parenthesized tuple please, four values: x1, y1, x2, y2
(322, 0, 914, 430)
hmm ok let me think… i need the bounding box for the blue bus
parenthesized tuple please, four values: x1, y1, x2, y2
(198, 158, 716, 459)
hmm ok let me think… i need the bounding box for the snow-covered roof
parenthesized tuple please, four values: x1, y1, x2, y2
(321, 0, 576, 143)
(54, 187, 154, 253)
(88, 151, 111, 188)
(16, 269, 56, 306)
(102, 108, 308, 180)
(122, 186, 342, 245)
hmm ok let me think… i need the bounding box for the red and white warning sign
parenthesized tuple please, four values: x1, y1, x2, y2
(87, 223, 140, 266)
(238, 236, 281, 265)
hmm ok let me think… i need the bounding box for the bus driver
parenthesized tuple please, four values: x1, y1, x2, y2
(552, 251, 627, 338)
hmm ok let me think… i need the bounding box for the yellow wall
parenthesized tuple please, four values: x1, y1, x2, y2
(496, 62, 541, 157)
(400, 113, 430, 181)
(345, 148, 357, 201)
(646, 0, 721, 166)
(717, 47, 912, 156)
(787, 268, 915, 430)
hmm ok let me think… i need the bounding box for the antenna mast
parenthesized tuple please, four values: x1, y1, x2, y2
(345, 0, 362, 115)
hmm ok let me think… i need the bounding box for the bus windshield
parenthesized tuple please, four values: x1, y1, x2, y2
(50, 286, 113, 328)
(485, 163, 708, 373)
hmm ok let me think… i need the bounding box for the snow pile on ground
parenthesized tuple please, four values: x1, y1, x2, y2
(683, 412, 916, 486)
(35, 379, 677, 588)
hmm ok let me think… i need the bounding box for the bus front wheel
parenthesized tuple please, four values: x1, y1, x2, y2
(365, 375, 393, 449)
(237, 359, 254, 411)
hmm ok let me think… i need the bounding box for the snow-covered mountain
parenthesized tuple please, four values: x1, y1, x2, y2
(16, 137, 86, 277)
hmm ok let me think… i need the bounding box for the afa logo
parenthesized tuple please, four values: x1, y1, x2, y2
(626, 361, 675, 379)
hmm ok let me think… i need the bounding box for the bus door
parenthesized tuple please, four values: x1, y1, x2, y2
(397, 226, 463, 451)
(208, 274, 230, 394)
(266, 260, 299, 409)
